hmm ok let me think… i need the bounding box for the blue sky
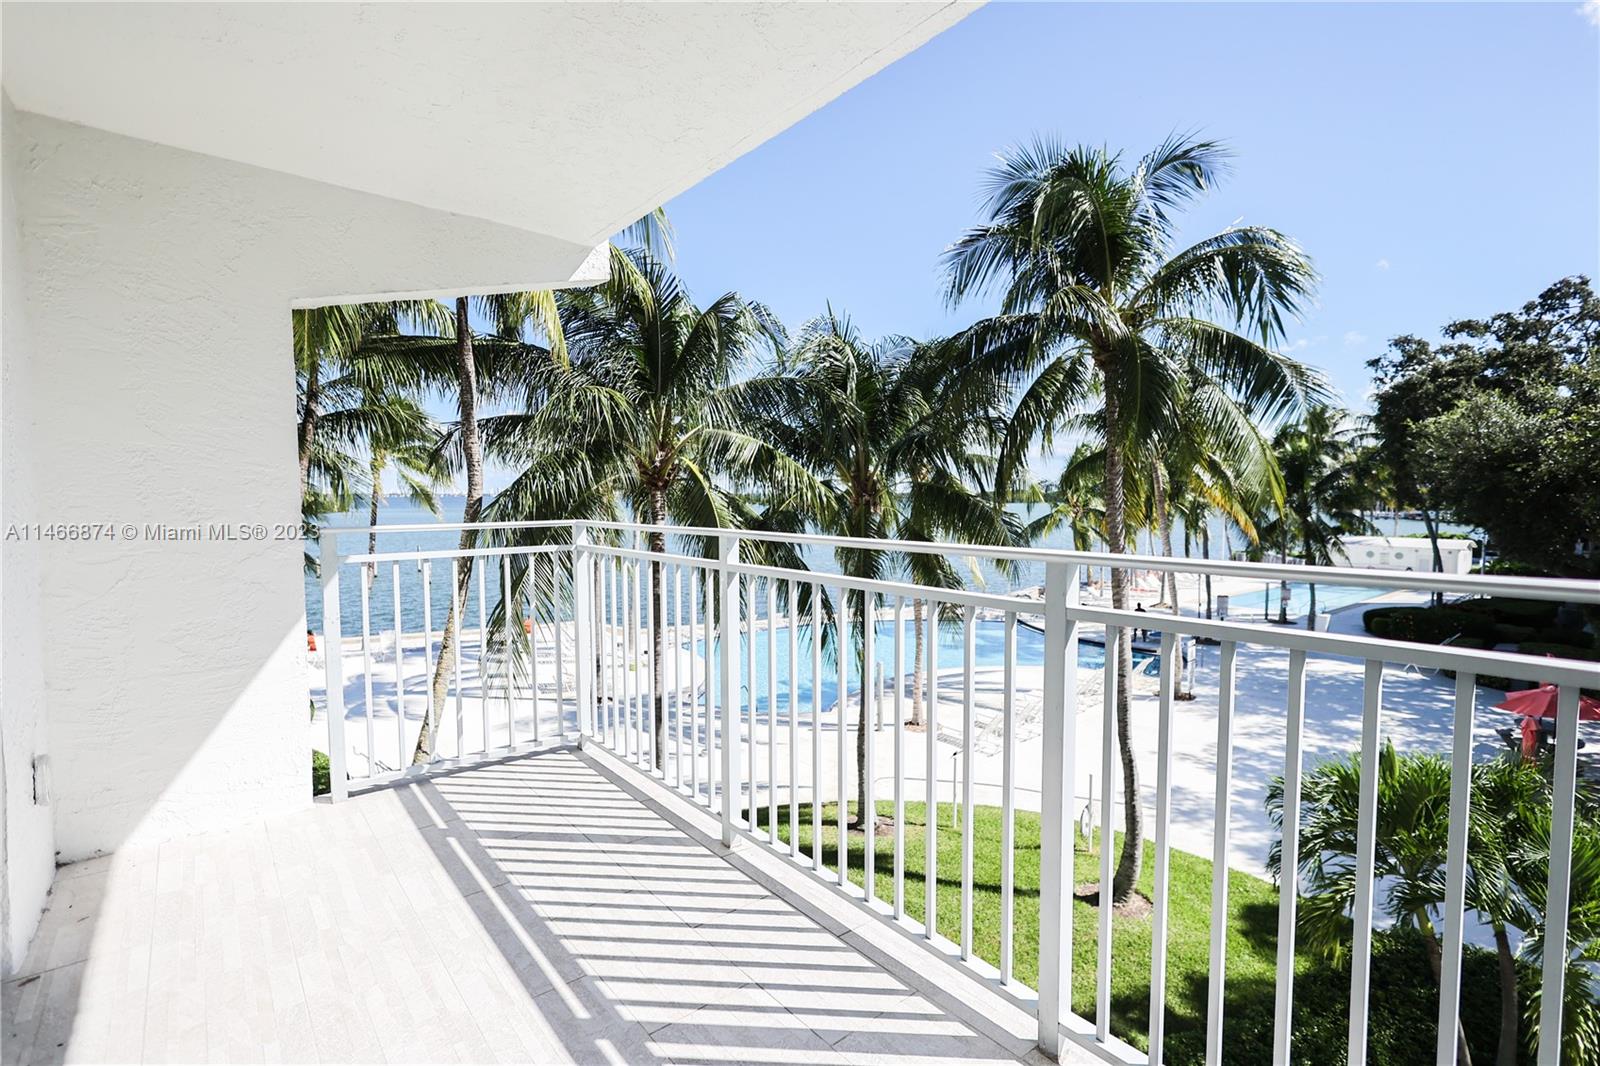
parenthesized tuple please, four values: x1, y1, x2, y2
(658, 1, 1599, 411)
(449, 2, 1596, 493)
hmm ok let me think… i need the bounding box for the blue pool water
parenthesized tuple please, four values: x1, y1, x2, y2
(684, 619, 1155, 718)
(1225, 582, 1381, 621)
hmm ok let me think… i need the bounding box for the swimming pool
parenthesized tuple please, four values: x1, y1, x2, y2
(689, 618, 1155, 716)
(1224, 582, 1381, 621)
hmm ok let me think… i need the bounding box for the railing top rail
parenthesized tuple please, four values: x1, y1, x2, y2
(318, 519, 1600, 604)
(1075, 604, 1600, 689)
(585, 541, 1024, 614)
(338, 543, 569, 565)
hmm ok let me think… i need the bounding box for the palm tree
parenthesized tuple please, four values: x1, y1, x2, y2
(1268, 741, 1476, 1063)
(1269, 745, 1600, 1066)
(944, 135, 1323, 900)
(361, 415, 448, 569)
(1260, 407, 1373, 628)
(341, 291, 563, 764)
(1151, 360, 1284, 611)
(1024, 443, 1106, 553)
(758, 310, 1019, 829)
(481, 247, 822, 769)
(296, 301, 449, 572)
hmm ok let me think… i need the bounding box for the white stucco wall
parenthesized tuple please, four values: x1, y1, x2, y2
(5, 108, 610, 866)
(0, 97, 55, 974)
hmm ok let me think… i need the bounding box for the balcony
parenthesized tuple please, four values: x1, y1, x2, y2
(4, 749, 1079, 1065)
(7, 520, 1598, 1065)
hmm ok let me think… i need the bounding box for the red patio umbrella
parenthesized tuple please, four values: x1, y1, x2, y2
(1493, 684, 1600, 721)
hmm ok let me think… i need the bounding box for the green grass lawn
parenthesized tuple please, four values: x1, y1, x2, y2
(753, 800, 1519, 1065)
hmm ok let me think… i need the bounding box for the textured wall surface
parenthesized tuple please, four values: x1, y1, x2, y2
(7, 110, 609, 864)
(0, 97, 55, 974)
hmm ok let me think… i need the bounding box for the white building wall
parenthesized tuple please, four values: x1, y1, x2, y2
(1, 98, 55, 973)
(4, 107, 607, 870)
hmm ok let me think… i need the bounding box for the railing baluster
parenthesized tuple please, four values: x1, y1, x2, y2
(1540, 683, 1581, 1066)
(451, 560, 465, 757)
(960, 603, 976, 958)
(1038, 561, 1081, 1057)
(571, 527, 591, 742)
(1097, 625, 1118, 1043)
(503, 555, 517, 750)
(894, 597, 908, 921)
(611, 559, 622, 753)
(812, 581, 824, 873)
(689, 566, 700, 801)
(477, 564, 488, 752)
(863, 593, 878, 902)
(643, 558, 653, 769)
(717, 537, 741, 846)
(360, 565, 376, 776)
(1149, 631, 1178, 1064)
(534, 557, 547, 745)
(1000, 610, 1016, 983)
(603, 559, 614, 751)
(320, 547, 348, 801)
(1206, 639, 1239, 1066)
(422, 561, 435, 761)
(1347, 658, 1384, 1066)
(674, 564, 685, 788)
(1269, 648, 1309, 1064)
(597, 558, 608, 747)
(1435, 669, 1475, 1066)
(640, 559, 649, 766)
(627, 562, 639, 764)
(704, 566, 716, 808)
(643, 558, 655, 771)
(392, 562, 406, 770)
(768, 578, 779, 845)
(747, 576, 758, 830)
(837, 587, 850, 890)
(554, 554, 566, 741)
(789, 579, 801, 859)
(925, 597, 940, 939)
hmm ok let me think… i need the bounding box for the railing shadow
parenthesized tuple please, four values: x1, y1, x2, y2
(389, 748, 1012, 1065)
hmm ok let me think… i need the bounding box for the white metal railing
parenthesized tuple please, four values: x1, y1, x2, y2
(316, 519, 1600, 1066)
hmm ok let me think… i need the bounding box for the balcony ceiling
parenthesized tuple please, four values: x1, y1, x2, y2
(0, 2, 975, 246)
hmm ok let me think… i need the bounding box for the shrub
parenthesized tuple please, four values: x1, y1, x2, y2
(1495, 623, 1539, 644)
(313, 750, 330, 796)
(1486, 558, 1557, 578)
(1364, 606, 1496, 644)
(1487, 598, 1561, 625)
(1163, 928, 1525, 1064)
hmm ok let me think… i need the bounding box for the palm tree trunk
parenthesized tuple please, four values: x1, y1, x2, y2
(1419, 920, 1474, 1066)
(1201, 525, 1214, 619)
(367, 453, 383, 582)
(648, 484, 668, 770)
(855, 615, 872, 833)
(298, 352, 320, 496)
(1101, 368, 1143, 903)
(1421, 506, 1446, 607)
(910, 599, 925, 727)
(1153, 466, 1178, 611)
(1493, 926, 1517, 1066)
(1277, 537, 1291, 625)
(416, 298, 483, 764)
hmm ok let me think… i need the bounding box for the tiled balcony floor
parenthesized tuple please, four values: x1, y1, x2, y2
(3, 749, 1077, 1065)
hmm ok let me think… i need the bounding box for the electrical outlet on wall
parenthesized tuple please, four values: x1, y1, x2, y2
(32, 754, 50, 806)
